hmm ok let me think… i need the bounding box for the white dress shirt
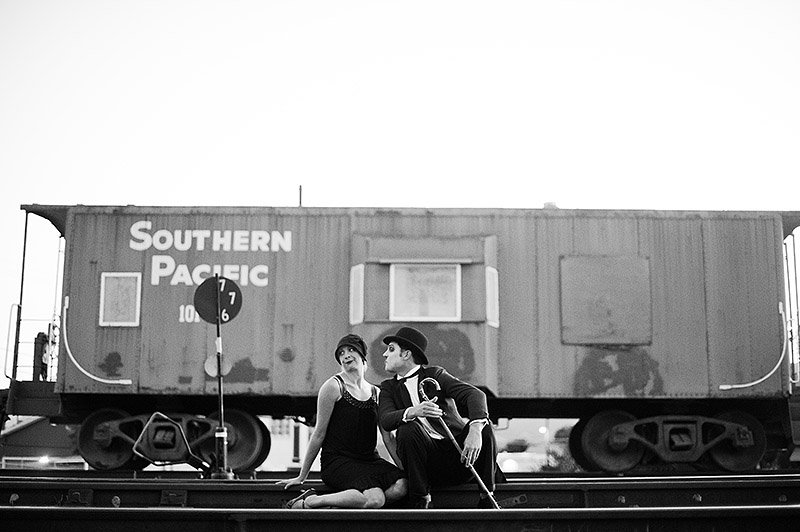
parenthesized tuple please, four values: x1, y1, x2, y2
(399, 365, 444, 440)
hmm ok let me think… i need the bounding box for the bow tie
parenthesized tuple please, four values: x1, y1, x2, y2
(397, 369, 420, 384)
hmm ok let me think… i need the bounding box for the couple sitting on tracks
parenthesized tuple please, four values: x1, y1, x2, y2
(276, 327, 502, 510)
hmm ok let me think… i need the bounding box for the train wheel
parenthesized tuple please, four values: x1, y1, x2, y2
(708, 411, 766, 472)
(568, 418, 599, 471)
(77, 408, 137, 470)
(198, 409, 269, 472)
(251, 418, 273, 471)
(581, 410, 644, 473)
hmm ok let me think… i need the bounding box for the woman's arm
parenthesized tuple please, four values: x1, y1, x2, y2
(276, 377, 340, 488)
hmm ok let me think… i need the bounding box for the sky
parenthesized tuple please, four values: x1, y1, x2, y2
(1, 0, 799, 386)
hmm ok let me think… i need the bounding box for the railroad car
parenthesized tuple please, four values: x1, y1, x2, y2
(5, 204, 800, 474)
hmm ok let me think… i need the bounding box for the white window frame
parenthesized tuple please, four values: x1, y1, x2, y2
(99, 272, 142, 327)
(485, 266, 499, 328)
(349, 264, 365, 325)
(389, 263, 461, 322)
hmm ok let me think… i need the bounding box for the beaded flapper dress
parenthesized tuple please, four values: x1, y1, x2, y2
(320, 375, 404, 491)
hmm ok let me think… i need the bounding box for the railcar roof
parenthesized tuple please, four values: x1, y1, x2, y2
(21, 203, 800, 238)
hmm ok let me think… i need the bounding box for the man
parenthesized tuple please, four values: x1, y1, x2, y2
(378, 326, 500, 509)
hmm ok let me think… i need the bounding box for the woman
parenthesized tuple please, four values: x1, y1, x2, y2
(277, 334, 407, 509)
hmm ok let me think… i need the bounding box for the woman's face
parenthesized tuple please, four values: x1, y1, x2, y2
(337, 345, 365, 371)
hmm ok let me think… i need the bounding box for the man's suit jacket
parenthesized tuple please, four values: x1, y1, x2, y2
(378, 365, 489, 437)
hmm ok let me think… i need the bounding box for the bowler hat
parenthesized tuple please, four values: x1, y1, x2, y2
(383, 326, 428, 365)
(335, 334, 367, 363)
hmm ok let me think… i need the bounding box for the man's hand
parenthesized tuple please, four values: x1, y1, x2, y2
(412, 400, 442, 419)
(461, 424, 484, 467)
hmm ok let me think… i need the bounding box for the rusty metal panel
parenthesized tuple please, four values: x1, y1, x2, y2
(356, 234, 492, 322)
(366, 236, 485, 262)
(131, 211, 278, 396)
(59, 207, 352, 397)
(704, 215, 785, 397)
(555, 214, 709, 399)
(565, 215, 651, 399)
(572, 214, 640, 255)
(60, 209, 144, 393)
(637, 218, 708, 396)
(53, 206, 788, 408)
(560, 255, 652, 345)
(349, 213, 500, 391)
(550, 215, 642, 399)
(534, 216, 577, 397)
(269, 213, 351, 395)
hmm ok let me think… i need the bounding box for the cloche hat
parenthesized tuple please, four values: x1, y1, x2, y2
(335, 334, 367, 363)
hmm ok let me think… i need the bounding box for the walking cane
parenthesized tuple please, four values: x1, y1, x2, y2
(418, 377, 501, 509)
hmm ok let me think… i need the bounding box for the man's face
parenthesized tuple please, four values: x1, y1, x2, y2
(382, 342, 405, 373)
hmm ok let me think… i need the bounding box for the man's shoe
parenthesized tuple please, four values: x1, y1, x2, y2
(477, 496, 500, 509)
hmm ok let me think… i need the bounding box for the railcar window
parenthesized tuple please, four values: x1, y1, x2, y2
(99, 272, 142, 327)
(389, 264, 461, 322)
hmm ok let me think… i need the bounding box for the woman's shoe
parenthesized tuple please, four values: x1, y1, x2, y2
(284, 488, 316, 509)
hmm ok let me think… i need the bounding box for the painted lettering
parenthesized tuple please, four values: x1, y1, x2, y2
(128, 221, 292, 253)
(153, 229, 173, 251)
(271, 231, 291, 252)
(150, 255, 269, 287)
(212, 230, 231, 251)
(233, 230, 249, 251)
(251, 231, 269, 251)
(193, 230, 211, 251)
(129, 220, 153, 251)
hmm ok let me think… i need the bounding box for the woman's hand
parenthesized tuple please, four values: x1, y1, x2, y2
(275, 476, 306, 489)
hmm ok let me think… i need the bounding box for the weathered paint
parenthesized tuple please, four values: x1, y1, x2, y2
(40, 205, 787, 406)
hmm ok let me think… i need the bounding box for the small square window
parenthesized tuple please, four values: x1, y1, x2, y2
(390, 264, 461, 321)
(99, 272, 141, 327)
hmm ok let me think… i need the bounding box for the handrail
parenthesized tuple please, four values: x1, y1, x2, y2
(4, 303, 20, 379)
(719, 302, 788, 391)
(791, 235, 800, 384)
(62, 296, 132, 386)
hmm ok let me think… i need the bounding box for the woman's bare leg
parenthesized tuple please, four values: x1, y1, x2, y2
(302, 487, 386, 509)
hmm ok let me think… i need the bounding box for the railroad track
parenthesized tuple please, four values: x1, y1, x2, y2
(1, 471, 799, 508)
(2, 471, 799, 531)
(2, 505, 800, 532)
